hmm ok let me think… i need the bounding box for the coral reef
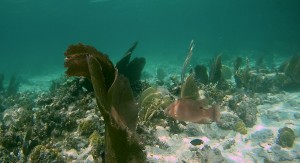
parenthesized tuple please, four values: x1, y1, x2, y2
(0, 79, 91, 162)
(28, 145, 64, 162)
(1, 41, 300, 162)
(21, 82, 94, 159)
(231, 56, 298, 92)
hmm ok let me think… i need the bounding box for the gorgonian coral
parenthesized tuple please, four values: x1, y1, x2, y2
(64, 43, 146, 162)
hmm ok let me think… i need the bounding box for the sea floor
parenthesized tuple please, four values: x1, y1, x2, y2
(1, 57, 300, 162)
(146, 92, 300, 162)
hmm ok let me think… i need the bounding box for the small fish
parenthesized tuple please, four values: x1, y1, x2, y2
(165, 99, 220, 124)
(190, 139, 204, 146)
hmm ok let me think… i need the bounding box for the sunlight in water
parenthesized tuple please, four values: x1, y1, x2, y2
(90, 0, 110, 3)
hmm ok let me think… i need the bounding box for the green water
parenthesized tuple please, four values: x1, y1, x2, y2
(1, 0, 300, 77)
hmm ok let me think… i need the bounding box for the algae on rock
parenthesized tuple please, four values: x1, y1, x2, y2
(29, 145, 64, 163)
(277, 127, 295, 148)
(234, 120, 247, 135)
(78, 117, 101, 136)
(89, 130, 104, 162)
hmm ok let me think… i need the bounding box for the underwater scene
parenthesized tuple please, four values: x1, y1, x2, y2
(1, 0, 300, 162)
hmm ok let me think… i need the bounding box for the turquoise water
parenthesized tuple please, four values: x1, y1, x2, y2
(1, 0, 300, 77)
(1, 1, 300, 162)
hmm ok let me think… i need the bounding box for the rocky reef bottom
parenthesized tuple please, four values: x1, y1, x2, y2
(0, 75, 299, 162)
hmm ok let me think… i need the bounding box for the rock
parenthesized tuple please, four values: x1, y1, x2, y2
(2, 107, 33, 128)
(197, 145, 226, 163)
(223, 138, 235, 150)
(235, 98, 258, 127)
(0, 145, 18, 162)
(234, 120, 247, 135)
(66, 133, 89, 151)
(228, 94, 258, 127)
(217, 112, 240, 130)
(266, 110, 280, 121)
(271, 144, 295, 161)
(85, 154, 95, 163)
(251, 128, 274, 143)
(255, 145, 295, 162)
(294, 112, 300, 119)
(78, 116, 102, 137)
(63, 149, 78, 160)
(29, 145, 64, 162)
(186, 123, 201, 136)
(89, 131, 104, 162)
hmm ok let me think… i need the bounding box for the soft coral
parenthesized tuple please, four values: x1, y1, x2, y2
(64, 43, 146, 162)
